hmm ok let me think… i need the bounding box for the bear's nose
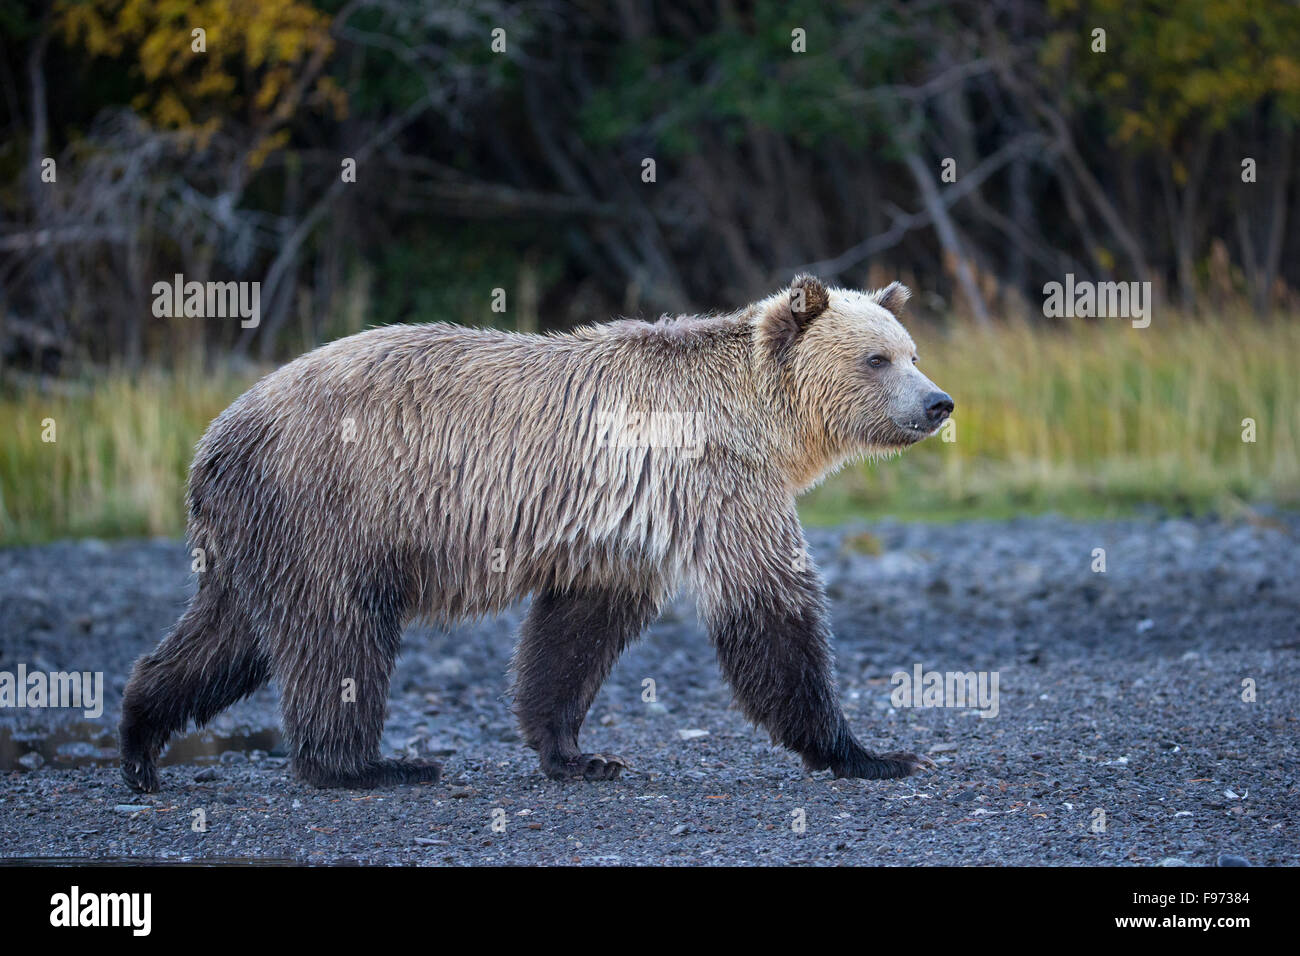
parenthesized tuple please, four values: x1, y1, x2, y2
(924, 391, 954, 424)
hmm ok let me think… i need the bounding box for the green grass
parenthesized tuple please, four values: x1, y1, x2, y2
(0, 366, 259, 545)
(2, 312, 1297, 545)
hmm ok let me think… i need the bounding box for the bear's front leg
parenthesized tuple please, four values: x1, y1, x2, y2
(511, 583, 661, 781)
(698, 502, 933, 780)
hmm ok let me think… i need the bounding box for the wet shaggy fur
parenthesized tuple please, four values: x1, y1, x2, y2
(120, 275, 951, 791)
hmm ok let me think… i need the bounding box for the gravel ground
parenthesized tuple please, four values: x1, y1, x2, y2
(1, 513, 1297, 866)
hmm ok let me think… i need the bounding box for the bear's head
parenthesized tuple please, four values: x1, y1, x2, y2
(754, 273, 953, 478)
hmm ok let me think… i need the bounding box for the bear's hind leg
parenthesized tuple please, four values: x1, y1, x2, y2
(120, 583, 270, 793)
(511, 585, 660, 781)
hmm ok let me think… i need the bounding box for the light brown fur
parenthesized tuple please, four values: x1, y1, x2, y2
(120, 276, 953, 789)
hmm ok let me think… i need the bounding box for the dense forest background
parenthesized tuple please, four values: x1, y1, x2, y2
(1, 1, 1298, 542)
(3, 0, 1299, 371)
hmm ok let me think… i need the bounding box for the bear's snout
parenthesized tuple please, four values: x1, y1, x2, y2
(924, 391, 954, 425)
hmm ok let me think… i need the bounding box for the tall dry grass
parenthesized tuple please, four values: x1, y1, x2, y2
(803, 311, 1300, 522)
(1, 312, 1297, 544)
(0, 366, 258, 544)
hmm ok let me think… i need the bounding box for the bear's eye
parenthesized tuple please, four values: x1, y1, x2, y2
(867, 354, 889, 368)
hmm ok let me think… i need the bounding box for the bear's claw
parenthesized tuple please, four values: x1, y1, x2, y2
(881, 750, 937, 774)
(545, 752, 628, 781)
(829, 748, 936, 780)
(121, 756, 160, 794)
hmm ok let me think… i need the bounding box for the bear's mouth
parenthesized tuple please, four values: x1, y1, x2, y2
(862, 420, 935, 450)
(893, 420, 938, 443)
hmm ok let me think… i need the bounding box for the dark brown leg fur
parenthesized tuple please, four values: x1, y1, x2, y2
(710, 568, 933, 781)
(122, 552, 439, 792)
(511, 585, 660, 780)
(120, 583, 270, 793)
(278, 554, 440, 789)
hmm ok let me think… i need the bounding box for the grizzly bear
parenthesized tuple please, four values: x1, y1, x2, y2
(120, 275, 953, 790)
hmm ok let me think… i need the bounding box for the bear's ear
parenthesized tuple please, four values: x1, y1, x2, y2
(758, 274, 830, 361)
(871, 281, 911, 315)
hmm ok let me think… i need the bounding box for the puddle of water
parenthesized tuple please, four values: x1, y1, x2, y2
(0, 724, 284, 771)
